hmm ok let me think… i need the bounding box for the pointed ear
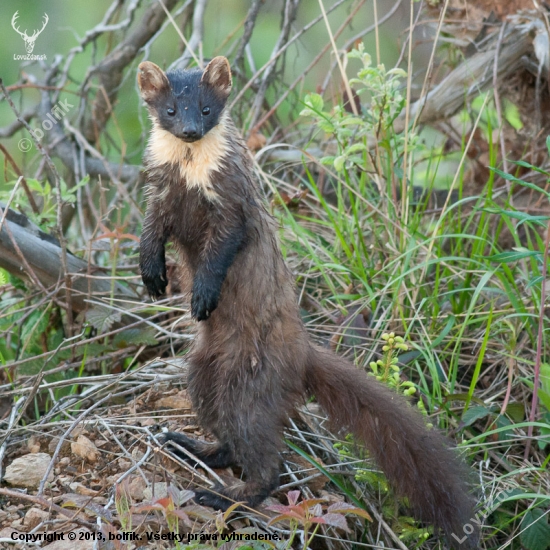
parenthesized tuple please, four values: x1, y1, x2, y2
(200, 56, 232, 98)
(138, 61, 170, 102)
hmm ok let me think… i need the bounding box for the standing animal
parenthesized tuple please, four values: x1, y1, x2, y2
(137, 56, 478, 547)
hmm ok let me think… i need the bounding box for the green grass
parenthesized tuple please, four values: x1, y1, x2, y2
(2, 9, 550, 549)
(259, 47, 550, 548)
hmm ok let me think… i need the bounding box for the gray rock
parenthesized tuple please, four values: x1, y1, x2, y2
(4, 453, 54, 488)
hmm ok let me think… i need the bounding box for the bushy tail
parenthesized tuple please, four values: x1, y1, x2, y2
(306, 346, 477, 548)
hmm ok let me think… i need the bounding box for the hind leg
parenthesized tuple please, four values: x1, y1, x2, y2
(163, 351, 235, 469)
(162, 432, 234, 469)
(192, 397, 286, 510)
(162, 429, 281, 510)
(178, 349, 293, 510)
(193, 435, 281, 510)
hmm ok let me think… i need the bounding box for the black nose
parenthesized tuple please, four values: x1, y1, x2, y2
(181, 126, 199, 140)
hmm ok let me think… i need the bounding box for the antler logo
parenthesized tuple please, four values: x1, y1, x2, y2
(11, 11, 49, 54)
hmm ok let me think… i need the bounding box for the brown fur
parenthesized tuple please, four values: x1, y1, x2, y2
(138, 57, 478, 548)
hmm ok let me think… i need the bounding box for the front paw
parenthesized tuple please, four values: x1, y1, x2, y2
(193, 488, 233, 511)
(141, 263, 167, 300)
(191, 280, 220, 321)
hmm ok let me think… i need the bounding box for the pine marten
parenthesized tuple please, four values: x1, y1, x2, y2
(137, 57, 478, 547)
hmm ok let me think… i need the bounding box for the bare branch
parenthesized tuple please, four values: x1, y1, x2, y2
(253, 0, 366, 133)
(0, 204, 137, 313)
(82, 0, 179, 141)
(233, 0, 265, 73)
(402, 22, 534, 129)
(229, 0, 350, 112)
(320, 0, 404, 93)
(0, 106, 37, 138)
(246, 0, 300, 129)
(168, 0, 208, 71)
(0, 145, 40, 214)
(36, 92, 140, 184)
(0, 78, 78, 327)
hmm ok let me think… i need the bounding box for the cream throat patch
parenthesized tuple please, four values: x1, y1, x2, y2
(147, 114, 230, 200)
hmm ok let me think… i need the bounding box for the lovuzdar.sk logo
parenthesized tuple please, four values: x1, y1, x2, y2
(11, 11, 48, 60)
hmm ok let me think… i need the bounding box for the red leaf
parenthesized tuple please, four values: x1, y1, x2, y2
(267, 511, 305, 526)
(287, 490, 301, 506)
(153, 497, 173, 509)
(265, 504, 292, 513)
(311, 513, 350, 532)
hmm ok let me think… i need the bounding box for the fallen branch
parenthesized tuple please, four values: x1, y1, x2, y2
(0, 203, 137, 313)
(401, 20, 535, 130)
(83, 0, 179, 141)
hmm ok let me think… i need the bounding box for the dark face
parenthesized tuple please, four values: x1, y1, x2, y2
(138, 57, 232, 144)
(156, 69, 227, 142)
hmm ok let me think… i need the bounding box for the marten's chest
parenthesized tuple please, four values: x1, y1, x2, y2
(146, 162, 215, 250)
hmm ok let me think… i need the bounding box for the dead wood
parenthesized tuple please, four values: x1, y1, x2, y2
(0, 203, 137, 313)
(399, 19, 537, 130)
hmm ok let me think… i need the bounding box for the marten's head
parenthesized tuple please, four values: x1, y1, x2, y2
(138, 57, 232, 143)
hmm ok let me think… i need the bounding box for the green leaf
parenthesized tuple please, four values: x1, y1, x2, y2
(512, 159, 550, 177)
(386, 67, 407, 78)
(26, 178, 44, 193)
(490, 488, 524, 509)
(505, 402, 525, 423)
(303, 93, 324, 113)
(491, 167, 550, 198)
(483, 209, 550, 227)
(540, 364, 550, 403)
(527, 275, 544, 289)
(428, 314, 456, 349)
(339, 117, 366, 126)
(320, 155, 335, 166)
(539, 411, 550, 450)
(112, 328, 158, 348)
(520, 508, 550, 550)
(21, 309, 50, 351)
(539, 390, 550, 413)
(495, 415, 513, 442)
(85, 306, 122, 333)
(333, 155, 346, 172)
(299, 107, 316, 118)
(504, 100, 523, 130)
(347, 43, 369, 63)
(485, 248, 541, 263)
(461, 405, 492, 427)
(345, 142, 367, 154)
(317, 119, 335, 133)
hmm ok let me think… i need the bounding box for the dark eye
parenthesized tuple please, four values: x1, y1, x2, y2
(167, 107, 176, 116)
(202, 106, 211, 116)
